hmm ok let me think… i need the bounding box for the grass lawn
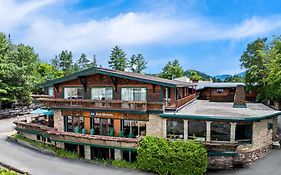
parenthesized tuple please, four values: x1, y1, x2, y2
(0, 168, 17, 175)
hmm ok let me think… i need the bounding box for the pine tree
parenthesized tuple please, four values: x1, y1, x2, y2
(129, 54, 147, 73)
(58, 50, 73, 75)
(77, 53, 90, 69)
(108, 46, 127, 71)
(87, 54, 97, 68)
(51, 55, 60, 70)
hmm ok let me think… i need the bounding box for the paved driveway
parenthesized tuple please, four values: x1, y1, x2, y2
(0, 116, 281, 175)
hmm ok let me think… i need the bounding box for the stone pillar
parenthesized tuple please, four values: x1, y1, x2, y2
(206, 121, 212, 142)
(55, 142, 64, 149)
(230, 122, 237, 142)
(163, 118, 167, 138)
(115, 149, 122, 160)
(84, 145, 91, 160)
(54, 110, 64, 131)
(184, 120, 188, 140)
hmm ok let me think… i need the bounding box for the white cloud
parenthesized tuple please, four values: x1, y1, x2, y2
(1, 0, 281, 61)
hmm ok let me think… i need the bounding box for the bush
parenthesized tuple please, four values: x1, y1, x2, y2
(0, 168, 17, 175)
(137, 136, 208, 175)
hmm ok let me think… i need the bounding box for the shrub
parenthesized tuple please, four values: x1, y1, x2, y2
(137, 136, 208, 175)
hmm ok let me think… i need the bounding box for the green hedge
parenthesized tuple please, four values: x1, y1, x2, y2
(137, 136, 208, 175)
(0, 169, 17, 175)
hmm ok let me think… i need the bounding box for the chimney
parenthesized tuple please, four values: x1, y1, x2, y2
(233, 85, 247, 108)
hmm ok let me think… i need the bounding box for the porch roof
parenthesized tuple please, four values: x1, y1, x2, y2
(161, 100, 281, 121)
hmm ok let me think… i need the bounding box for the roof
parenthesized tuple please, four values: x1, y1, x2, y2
(195, 82, 244, 90)
(40, 67, 192, 88)
(161, 100, 281, 121)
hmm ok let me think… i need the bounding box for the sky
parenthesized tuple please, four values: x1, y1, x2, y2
(1, 0, 281, 76)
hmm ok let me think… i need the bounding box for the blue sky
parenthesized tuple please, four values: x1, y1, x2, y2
(1, 0, 281, 76)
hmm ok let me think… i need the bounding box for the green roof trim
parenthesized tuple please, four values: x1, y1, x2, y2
(40, 67, 189, 88)
(208, 151, 238, 157)
(42, 106, 151, 115)
(160, 112, 281, 122)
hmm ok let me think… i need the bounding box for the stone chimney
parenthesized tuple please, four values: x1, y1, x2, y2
(233, 85, 247, 108)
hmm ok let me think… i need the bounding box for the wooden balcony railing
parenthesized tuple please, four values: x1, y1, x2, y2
(175, 93, 196, 108)
(38, 98, 164, 111)
(14, 121, 139, 149)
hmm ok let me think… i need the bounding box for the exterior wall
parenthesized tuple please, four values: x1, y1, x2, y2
(199, 88, 235, 102)
(146, 114, 163, 138)
(54, 110, 64, 131)
(208, 156, 235, 169)
(235, 119, 273, 165)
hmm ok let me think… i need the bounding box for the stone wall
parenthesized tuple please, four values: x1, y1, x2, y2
(235, 119, 273, 165)
(146, 114, 163, 138)
(54, 110, 64, 131)
(21, 132, 37, 140)
(208, 156, 235, 169)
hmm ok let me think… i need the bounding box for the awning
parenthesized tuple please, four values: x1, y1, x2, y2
(31, 108, 54, 116)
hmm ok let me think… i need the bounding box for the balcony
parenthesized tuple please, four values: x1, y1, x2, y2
(14, 121, 139, 150)
(37, 98, 164, 112)
(175, 93, 196, 108)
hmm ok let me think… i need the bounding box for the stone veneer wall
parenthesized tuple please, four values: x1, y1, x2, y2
(53, 110, 64, 132)
(208, 156, 235, 169)
(235, 118, 273, 165)
(146, 114, 164, 138)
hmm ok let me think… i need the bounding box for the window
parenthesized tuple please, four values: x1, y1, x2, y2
(216, 89, 224, 94)
(91, 87, 113, 100)
(48, 87, 54, 96)
(167, 119, 184, 139)
(236, 123, 252, 144)
(64, 87, 83, 99)
(121, 120, 146, 138)
(188, 120, 206, 140)
(211, 122, 230, 141)
(65, 116, 84, 132)
(90, 118, 114, 136)
(121, 88, 146, 101)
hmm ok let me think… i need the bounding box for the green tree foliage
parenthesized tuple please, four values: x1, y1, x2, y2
(240, 38, 267, 93)
(263, 37, 281, 101)
(137, 136, 208, 175)
(189, 70, 203, 81)
(77, 53, 90, 69)
(108, 46, 127, 71)
(128, 54, 147, 73)
(87, 54, 97, 68)
(51, 55, 60, 70)
(224, 74, 245, 83)
(58, 50, 74, 75)
(160, 59, 184, 79)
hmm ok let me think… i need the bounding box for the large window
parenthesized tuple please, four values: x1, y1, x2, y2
(211, 122, 230, 141)
(236, 123, 252, 144)
(91, 87, 113, 100)
(167, 119, 184, 139)
(188, 120, 206, 141)
(64, 87, 83, 99)
(121, 88, 146, 101)
(65, 116, 84, 132)
(90, 118, 114, 136)
(121, 120, 146, 138)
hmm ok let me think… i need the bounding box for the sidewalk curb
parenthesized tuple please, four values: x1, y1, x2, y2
(0, 161, 29, 175)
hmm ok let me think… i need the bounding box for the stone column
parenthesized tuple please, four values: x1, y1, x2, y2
(230, 122, 237, 143)
(184, 120, 188, 140)
(115, 149, 122, 160)
(84, 145, 91, 160)
(163, 118, 167, 138)
(206, 121, 212, 142)
(54, 110, 64, 132)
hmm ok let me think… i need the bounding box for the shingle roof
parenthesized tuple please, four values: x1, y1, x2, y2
(40, 67, 193, 88)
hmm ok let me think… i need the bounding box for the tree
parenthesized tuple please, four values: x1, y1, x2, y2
(189, 70, 202, 81)
(108, 46, 127, 71)
(160, 59, 184, 79)
(77, 53, 90, 69)
(128, 54, 147, 73)
(263, 37, 281, 101)
(87, 54, 97, 68)
(240, 38, 267, 95)
(51, 56, 60, 70)
(58, 50, 74, 75)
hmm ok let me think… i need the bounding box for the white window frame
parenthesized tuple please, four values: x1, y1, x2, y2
(121, 88, 147, 101)
(91, 87, 113, 100)
(64, 87, 84, 99)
